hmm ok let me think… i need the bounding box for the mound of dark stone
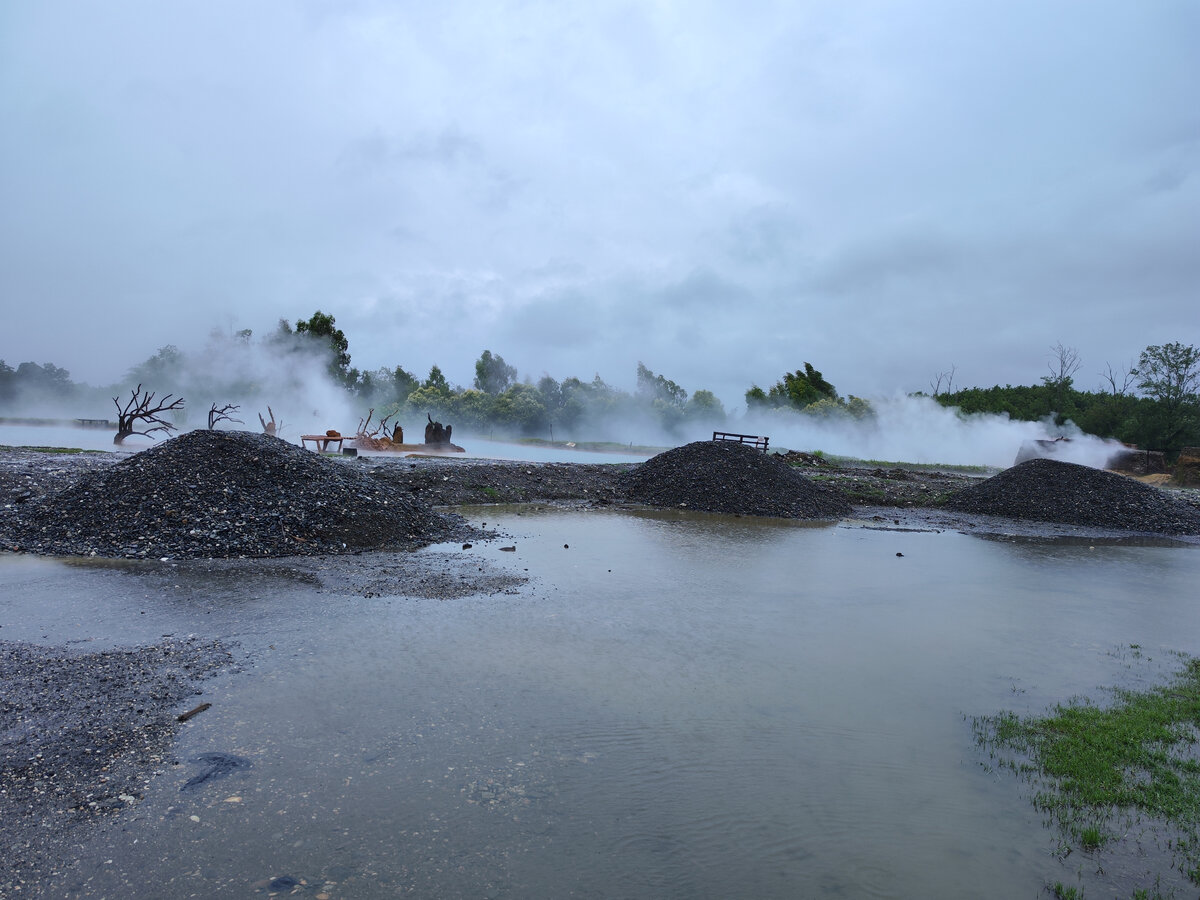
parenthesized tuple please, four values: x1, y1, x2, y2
(622, 440, 851, 519)
(1, 430, 454, 558)
(945, 458, 1200, 535)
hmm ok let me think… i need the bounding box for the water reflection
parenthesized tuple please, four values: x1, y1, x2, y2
(2, 509, 1198, 898)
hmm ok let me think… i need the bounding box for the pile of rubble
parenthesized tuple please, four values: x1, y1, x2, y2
(622, 440, 851, 519)
(0, 430, 456, 558)
(945, 458, 1200, 534)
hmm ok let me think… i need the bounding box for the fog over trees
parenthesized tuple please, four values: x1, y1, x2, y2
(2, 317, 1198, 456)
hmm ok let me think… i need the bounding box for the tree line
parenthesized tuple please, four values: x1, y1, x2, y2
(927, 342, 1200, 455)
(6, 315, 1195, 454)
(0, 312, 734, 439)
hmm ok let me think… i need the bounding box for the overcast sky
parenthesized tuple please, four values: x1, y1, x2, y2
(2, 1, 1197, 409)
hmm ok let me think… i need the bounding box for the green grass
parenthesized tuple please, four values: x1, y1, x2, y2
(1050, 882, 1081, 900)
(974, 655, 1200, 888)
(773, 447, 992, 473)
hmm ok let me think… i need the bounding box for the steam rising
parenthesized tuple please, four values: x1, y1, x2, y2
(739, 395, 1126, 469)
(2, 338, 1127, 470)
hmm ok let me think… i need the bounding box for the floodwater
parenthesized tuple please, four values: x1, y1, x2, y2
(3, 508, 1199, 898)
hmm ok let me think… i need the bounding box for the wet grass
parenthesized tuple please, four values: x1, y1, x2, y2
(974, 654, 1200, 892)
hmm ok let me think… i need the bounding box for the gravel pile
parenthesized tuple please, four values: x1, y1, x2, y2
(0, 637, 234, 893)
(367, 458, 635, 506)
(621, 440, 852, 519)
(944, 458, 1200, 535)
(0, 430, 455, 559)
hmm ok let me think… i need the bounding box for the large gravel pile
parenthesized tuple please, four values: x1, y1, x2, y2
(0, 430, 455, 558)
(0, 637, 234, 893)
(622, 440, 852, 519)
(945, 458, 1200, 534)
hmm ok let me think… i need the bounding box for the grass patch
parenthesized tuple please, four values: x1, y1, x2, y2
(840, 455, 991, 473)
(974, 655, 1200, 888)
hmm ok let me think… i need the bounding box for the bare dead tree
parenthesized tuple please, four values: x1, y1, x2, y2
(112, 384, 185, 445)
(929, 365, 957, 397)
(1100, 360, 1137, 396)
(357, 407, 376, 438)
(1046, 342, 1081, 387)
(207, 402, 243, 430)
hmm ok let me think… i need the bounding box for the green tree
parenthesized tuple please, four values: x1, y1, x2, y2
(406, 364, 452, 413)
(474, 350, 518, 395)
(745, 385, 770, 411)
(684, 389, 726, 422)
(769, 363, 838, 410)
(1135, 342, 1200, 451)
(295, 310, 353, 385)
(422, 364, 450, 396)
(1041, 342, 1081, 422)
(0, 360, 13, 404)
(126, 345, 186, 393)
(493, 383, 549, 434)
(636, 362, 686, 408)
(448, 389, 497, 432)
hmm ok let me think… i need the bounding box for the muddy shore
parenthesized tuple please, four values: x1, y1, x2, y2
(3, 443, 1200, 896)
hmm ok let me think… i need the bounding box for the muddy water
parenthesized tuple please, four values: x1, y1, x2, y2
(2, 509, 1199, 898)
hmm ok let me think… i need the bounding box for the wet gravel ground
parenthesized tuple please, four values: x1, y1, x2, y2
(0, 636, 235, 895)
(4, 439, 1200, 896)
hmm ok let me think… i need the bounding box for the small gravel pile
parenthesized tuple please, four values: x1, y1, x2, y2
(944, 458, 1200, 535)
(0, 637, 233, 893)
(622, 440, 851, 519)
(0, 430, 454, 558)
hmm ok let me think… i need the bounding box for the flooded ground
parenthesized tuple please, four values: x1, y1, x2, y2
(3, 507, 1199, 897)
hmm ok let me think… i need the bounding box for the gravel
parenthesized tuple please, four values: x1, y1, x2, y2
(944, 458, 1200, 535)
(0, 636, 235, 894)
(0, 430, 458, 559)
(620, 440, 852, 519)
(365, 457, 635, 507)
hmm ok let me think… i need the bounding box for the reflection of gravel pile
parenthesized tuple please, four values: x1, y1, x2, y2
(622, 440, 851, 519)
(945, 458, 1200, 534)
(1, 430, 454, 558)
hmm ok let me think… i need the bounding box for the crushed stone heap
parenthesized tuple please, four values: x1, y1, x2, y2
(622, 440, 851, 519)
(944, 458, 1200, 535)
(1, 430, 454, 559)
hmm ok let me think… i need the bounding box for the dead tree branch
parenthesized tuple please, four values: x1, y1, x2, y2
(207, 402, 243, 430)
(930, 365, 957, 397)
(112, 384, 185, 445)
(258, 407, 281, 437)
